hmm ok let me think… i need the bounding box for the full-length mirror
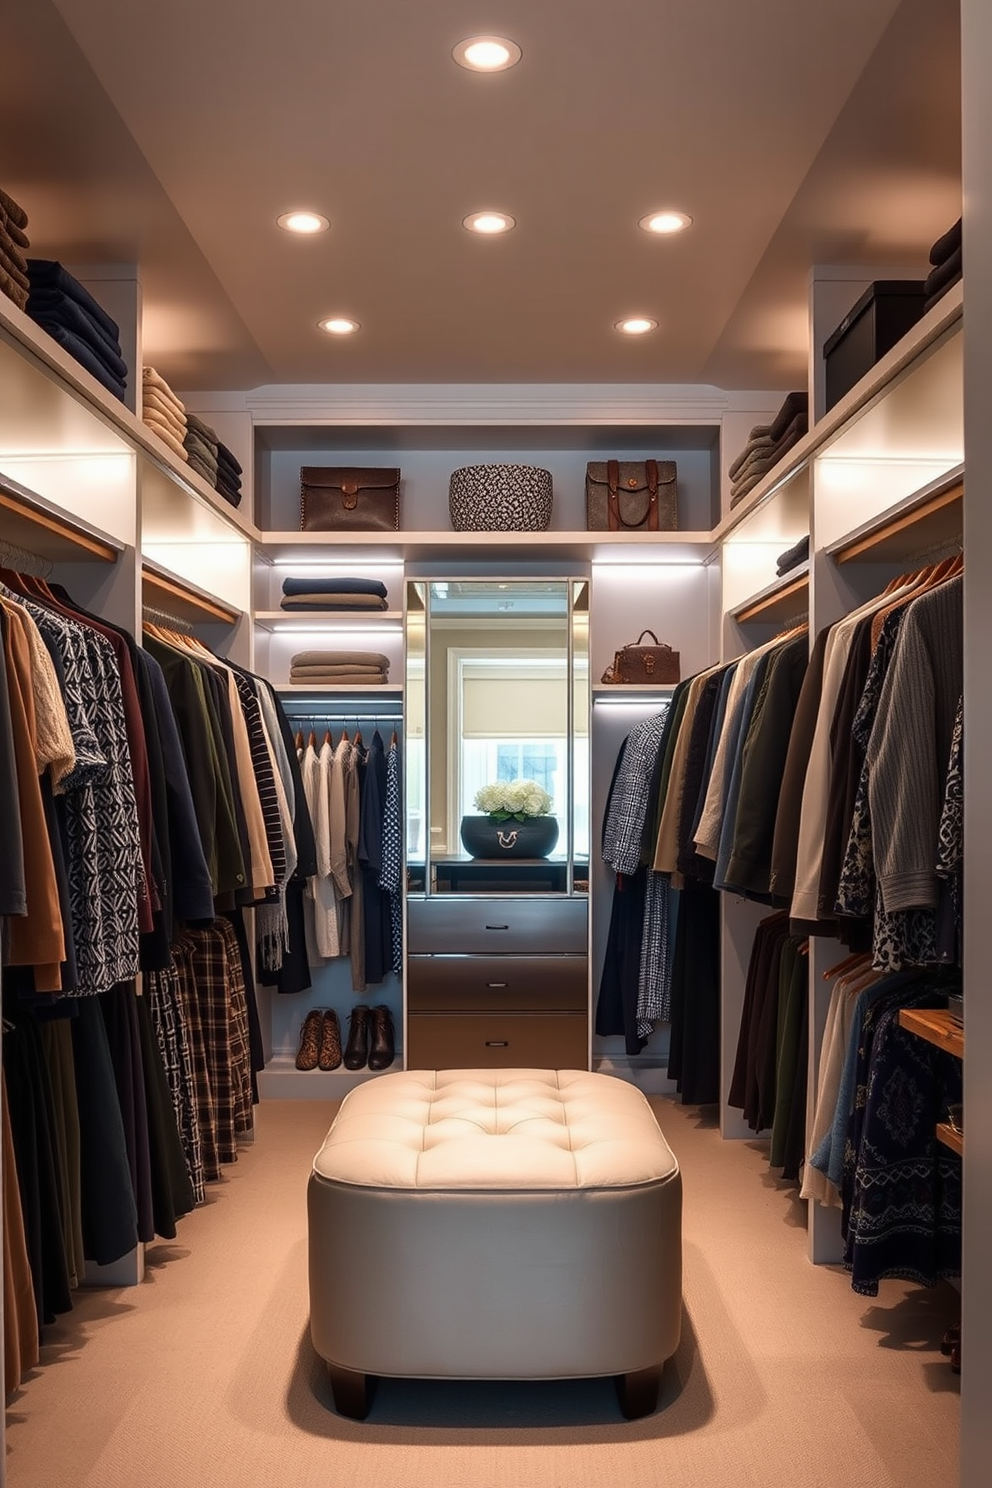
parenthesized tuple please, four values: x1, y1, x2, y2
(405, 577, 589, 894)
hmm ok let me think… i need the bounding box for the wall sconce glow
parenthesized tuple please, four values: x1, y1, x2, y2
(277, 211, 329, 234)
(463, 211, 516, 235)
(639, 210, 692, 235)
(615, 317, 658, 335)
(452, 36, 522, 71)
(318, 317, 360, 335)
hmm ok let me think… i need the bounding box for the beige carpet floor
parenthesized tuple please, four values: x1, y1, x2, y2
(4, 1095, 961, 1488)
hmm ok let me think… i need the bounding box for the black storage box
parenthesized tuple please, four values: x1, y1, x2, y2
(823, 280, 927, 411)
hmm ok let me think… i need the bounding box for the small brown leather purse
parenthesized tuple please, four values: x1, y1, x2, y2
(601, 630, 681, 685)
(300, 466, 401, 531)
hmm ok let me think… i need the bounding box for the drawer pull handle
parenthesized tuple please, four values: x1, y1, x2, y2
(486, 981, 508, 989)
(485, 924, 510, 931)
(485, 1040, 509, 1048)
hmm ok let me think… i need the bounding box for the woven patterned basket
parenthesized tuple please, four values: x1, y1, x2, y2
(448, 463, 553, 531)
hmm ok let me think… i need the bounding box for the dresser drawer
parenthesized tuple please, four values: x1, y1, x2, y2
(406, 1012, 588, 1071)
(407, 954, 588, 1012)
(406, 896, 587, 954)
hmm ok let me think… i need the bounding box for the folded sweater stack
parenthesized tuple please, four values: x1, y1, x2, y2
(280, 576, 389, 612)
(924, 217, 961, 313)
(0, 186, 30, 312)
(184, 411, 220, 487)
(729, 391, 809, 509)
(289, 650, 390, 685)
(775, 534, 810, 577)
(216, 441, 243, 507)
(27, 259, 128, 401)
(142, 367, 189, 462)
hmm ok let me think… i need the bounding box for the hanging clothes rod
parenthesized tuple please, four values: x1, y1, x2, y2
(141, 602, 195, 634)
(0, 534, 54, 578)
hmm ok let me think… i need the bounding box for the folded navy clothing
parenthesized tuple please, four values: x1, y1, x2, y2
(775, 535, 810, 576)
(216, 483, 243, 508)
(924, 276, 961, 315)
(216, 440, 243, 477)
(924, 246, 962, 301)
(30, 311, 128, 386)
(36, 320, 126, 400)
(929, 217, 962, 268)
(27, 289, 128, 379)
(26, 259, 122, 345)
(282, 575, 388, 599)
(217, 473, 242, 497)
(768, 390, 808, 445)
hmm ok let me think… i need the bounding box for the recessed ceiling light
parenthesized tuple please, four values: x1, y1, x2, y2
(615, 317, 658, 335)
(463, 211, 516, 235)
(318, 317, 360, 335)
(639, 210, 692, 235)
(277, 210, 330, 234)
(452, 36, 522, 71)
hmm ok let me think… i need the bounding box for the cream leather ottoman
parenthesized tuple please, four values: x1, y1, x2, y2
(308, 1069, 682, 1419)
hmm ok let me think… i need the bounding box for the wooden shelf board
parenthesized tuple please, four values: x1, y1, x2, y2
(260, 529, 718, 564)
(254, 609, 403, 631)
(832, 475, 963, 565)
(936, 1122, 964, 1157)
(732, 566, 810, 624)
(899, 1006, 964, 1060)
(141, 562, 241, 625)
(278, 683, 403, 695)
(0, 476, 122, 564)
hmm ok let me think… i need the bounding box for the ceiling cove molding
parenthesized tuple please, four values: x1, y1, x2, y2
(240, 383, 734, 425)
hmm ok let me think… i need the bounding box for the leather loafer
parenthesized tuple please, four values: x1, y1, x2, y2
(367, 1005, 395, 1071)
(343, 1005, 371, 1070)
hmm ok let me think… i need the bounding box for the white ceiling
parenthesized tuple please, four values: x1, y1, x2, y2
(0, 0, 961, 393)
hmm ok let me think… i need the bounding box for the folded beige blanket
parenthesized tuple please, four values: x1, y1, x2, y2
(289, 672, 389, 686)
(142, 385, 187, 435)
(279, 593, 389, 611)
(290, 650, 389, 668)
(0, 262, 27, 311)
(0, 235, 29, 290)
(142, 412, 190, 463)
(290, 665, 388, 679)
(142, 365, 186, 419)
(0, 186, 29, 231)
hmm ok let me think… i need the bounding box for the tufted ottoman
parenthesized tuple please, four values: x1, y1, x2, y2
(307, 1069, 682, 1419)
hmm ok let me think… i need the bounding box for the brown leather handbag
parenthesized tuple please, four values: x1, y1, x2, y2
(300, 466, 401, 531)
(601, 630, 681, 685)
(585, 459, 677, 531)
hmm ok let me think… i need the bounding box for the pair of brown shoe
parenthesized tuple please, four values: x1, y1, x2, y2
(295, 1009, 343, 1071)
(344, 1005, 395, 1071)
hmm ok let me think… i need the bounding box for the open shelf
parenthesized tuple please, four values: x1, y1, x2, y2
(0, 471, 123, 564)
(936, 1121, 964, 1158)
(716, 280, 963, 544)
(260, 529, 718, 564)
(254, 610, 403, 631)
(278, 683, 403, 695)
(898, 1006, 964, 1060)
(141, 560, 242, 626)
(732, 564, 810, 624)
(829, 469, 963, 566)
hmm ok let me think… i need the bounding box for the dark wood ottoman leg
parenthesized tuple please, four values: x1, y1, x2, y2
(614, 1363, 661, 1419)
(326, 1362, 376, 1420)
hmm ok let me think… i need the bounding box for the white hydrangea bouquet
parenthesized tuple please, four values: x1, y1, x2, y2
(473, 778, 553, 823)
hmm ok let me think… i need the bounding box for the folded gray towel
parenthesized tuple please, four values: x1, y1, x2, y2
(290, 664, 388, 679)
(185, 411, 219, 451)
(728, 432, 778, 480)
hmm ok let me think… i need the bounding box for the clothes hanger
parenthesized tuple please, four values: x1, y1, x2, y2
(822, 949, 870, 981)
